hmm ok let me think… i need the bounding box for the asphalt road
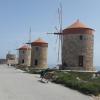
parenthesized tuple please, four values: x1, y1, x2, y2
(0, 64, 93, 100)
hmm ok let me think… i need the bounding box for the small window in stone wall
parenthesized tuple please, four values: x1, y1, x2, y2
(80, 35, 83, 40)
(79, 55, 84, 67)
(35, 47, 39, 51)
(22, 59, 24, 64)
(35, 59, 38, 65)
(22, 50, 25, 54)
(63, 62, 68, 67)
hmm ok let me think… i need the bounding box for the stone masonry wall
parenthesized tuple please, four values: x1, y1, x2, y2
(62, 29, 94, 71)
(19, 50, 31, 66)
(31, 46, 48, 69)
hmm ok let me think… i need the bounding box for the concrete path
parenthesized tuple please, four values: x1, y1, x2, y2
(0, 64, 93, 100)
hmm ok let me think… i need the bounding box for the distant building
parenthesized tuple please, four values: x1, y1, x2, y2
(61, 20, 95, 71)
(6, 53, 17, 65)
(0, 59, 7, 64)
(31, 38, 48, 69)
(95, 71, 100, 77)
(18, 45, 31, 66)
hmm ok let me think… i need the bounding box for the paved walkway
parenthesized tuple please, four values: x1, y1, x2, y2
(0, 64, 93, 100)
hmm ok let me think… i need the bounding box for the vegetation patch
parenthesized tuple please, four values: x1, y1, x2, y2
(52, 71, 100, 96)
(15, 65, 100, 96)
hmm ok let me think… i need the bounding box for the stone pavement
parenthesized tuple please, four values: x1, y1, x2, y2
(0, 64, 94, 100)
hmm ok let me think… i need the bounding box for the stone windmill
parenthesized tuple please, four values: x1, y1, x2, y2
(60, 20, 95, 71)
(47, 4, 95, 71)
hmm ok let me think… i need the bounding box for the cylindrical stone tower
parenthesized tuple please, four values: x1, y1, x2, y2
(62, 20, 95, 71)
(6, 52, 17, 65)
(31, 38, 48, 69)
(18, 45, 31, 66)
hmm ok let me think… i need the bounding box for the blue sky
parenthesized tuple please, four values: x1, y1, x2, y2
(0, 0, 100, 69)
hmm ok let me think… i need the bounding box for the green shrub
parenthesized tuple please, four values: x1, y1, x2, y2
(53, 71, 100, 96)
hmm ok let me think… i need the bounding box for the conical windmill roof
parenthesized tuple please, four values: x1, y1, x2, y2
(18, 45, 31, 50)
(32, 38, 47, 43)
(64, 20, 94, 30)
(31, 38, 48, 46)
